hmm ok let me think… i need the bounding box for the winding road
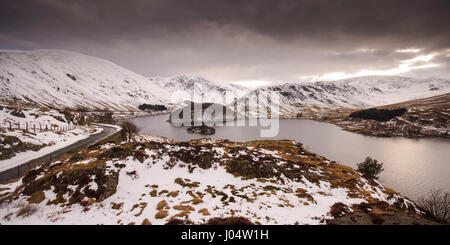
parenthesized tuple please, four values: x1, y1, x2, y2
(0, 124, 120, 183)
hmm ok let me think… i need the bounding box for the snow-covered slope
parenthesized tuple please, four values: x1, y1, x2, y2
(0, 49, 167, 111)
(150, 75, 249, 104)
(1, 50, 449, 116)
(249, 76, 450, 117)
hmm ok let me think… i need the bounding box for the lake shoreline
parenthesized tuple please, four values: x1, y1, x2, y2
(127, 114, 450, 201)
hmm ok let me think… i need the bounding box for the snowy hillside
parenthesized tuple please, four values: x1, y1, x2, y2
(156, 75, 450, 120)
(150, 75, 249, 104)
(1, 50, 449, 116)
(250, 76, 450, 117)
(0, 49, 167, 111)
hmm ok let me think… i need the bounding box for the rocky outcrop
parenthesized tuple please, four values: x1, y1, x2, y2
(187, 125, 215, 135)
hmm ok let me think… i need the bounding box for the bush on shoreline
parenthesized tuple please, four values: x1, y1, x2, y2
(357, 157, 384, 180)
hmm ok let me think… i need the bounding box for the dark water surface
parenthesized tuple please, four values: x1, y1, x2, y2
(129, 114, 450, 200)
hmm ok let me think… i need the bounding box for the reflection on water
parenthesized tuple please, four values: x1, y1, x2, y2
(128, 114, 450, 200)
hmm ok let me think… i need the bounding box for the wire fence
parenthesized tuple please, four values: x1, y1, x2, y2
(0, 121, 75, 133)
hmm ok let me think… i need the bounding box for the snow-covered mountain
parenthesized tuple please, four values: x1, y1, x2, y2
(249, 76, 450, 117)
(149, 75, 249, 104)
(1, 49, 449, 115)
(0, 49, 168, 111)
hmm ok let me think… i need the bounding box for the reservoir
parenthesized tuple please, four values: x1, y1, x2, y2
(129, 114, 450, 200)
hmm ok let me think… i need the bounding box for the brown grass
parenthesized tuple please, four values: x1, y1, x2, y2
(149, 190, 157, 197)
(133, 202, 147, 217)
(156, 200, 168, 210)
(198, 208, 210, 216)
(154, 210, 169, 219)
(370, 208, 395, 216)
(329, 202, 352, 218)
(167, 211, 189, 222)
(165, 217, 195, 225)
(141, 218, 152, 225)
(27, 191, 45, 203)
(173, 204, 195, 213)
(203, 216, 254, 225)
(167, 191, 179, 197)
(181, 192, 204, 205)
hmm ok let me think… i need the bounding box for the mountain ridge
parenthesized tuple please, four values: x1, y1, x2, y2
(0, 49, 167, 111)
(1, 49, 450, 113)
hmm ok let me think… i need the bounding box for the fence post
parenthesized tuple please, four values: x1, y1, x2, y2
(17, 122, 20, 130)
(10, 122, 12, 130)
(26, 122, 28, 132)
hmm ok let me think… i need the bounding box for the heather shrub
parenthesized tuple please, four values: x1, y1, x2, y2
(357, 157, 384, 180)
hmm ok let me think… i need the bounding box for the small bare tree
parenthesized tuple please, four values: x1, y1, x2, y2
(120, 121, 138, 142)
(417, 189, 450, 221)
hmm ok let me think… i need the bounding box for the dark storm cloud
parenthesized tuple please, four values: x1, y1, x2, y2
(1, 0, 449, 82)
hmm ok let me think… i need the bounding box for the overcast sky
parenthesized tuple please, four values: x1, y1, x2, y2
(1, 0, 449, 86)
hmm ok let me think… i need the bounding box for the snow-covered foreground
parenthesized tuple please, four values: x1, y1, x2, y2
(0, 105, 102, 171)
(0, 136, 422, 225)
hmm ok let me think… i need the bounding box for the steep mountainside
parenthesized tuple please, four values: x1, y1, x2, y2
(252, 76, 450, 118)
(0, 50, 167, 111)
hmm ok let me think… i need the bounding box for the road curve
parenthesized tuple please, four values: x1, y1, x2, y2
(0, 124, 120, 183)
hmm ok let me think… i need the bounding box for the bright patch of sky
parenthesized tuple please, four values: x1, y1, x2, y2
(395, 49, 422, 53)
(303, 51, 441, 81)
